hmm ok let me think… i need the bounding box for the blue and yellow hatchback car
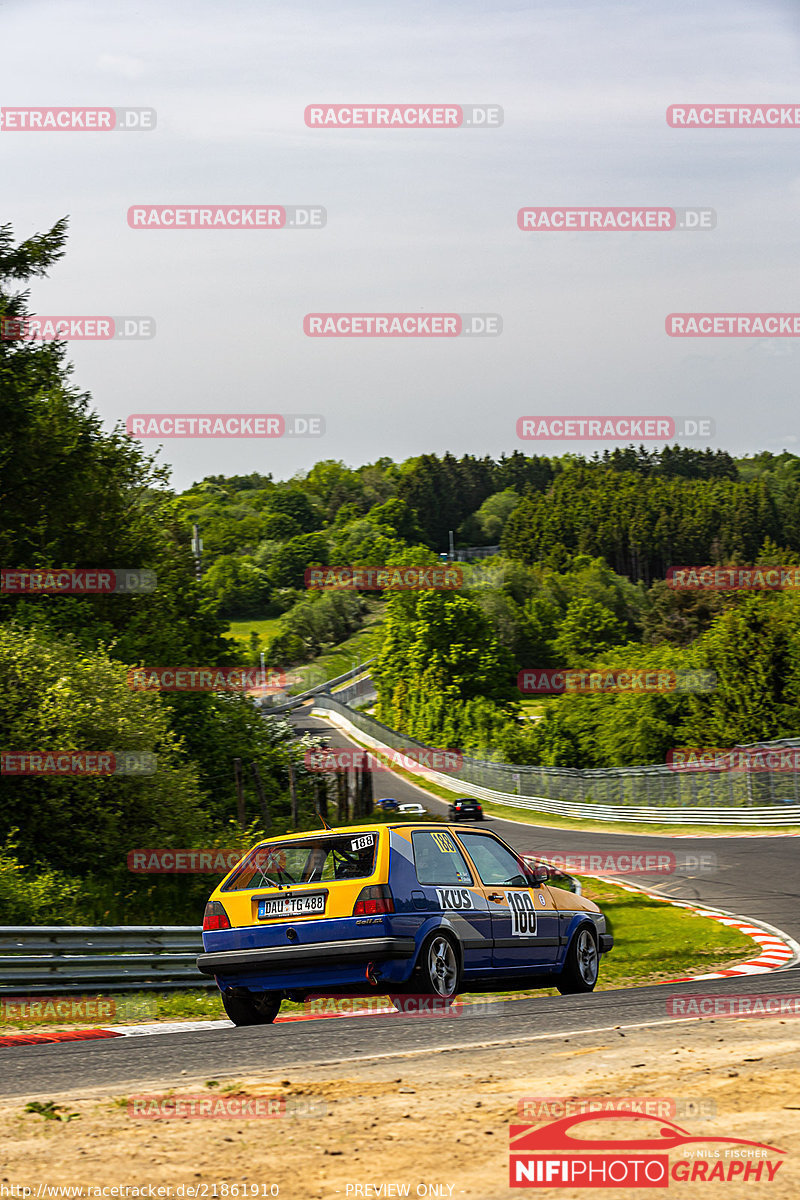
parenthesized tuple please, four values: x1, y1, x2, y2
(197, 823, 613, 1025)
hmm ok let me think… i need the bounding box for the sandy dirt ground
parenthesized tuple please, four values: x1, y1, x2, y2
(1, 1018, 798, 1199)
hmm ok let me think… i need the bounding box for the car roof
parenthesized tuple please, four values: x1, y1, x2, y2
(244, 821, 441, 849)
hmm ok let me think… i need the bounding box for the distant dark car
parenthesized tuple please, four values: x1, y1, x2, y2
(448, 798, 484, 822)
(376, 798, 400, 811)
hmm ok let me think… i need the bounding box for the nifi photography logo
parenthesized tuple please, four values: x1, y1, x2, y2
(508, 1109, 785, 1187)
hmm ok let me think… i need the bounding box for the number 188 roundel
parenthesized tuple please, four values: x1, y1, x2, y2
(197, 823, 612, 1025)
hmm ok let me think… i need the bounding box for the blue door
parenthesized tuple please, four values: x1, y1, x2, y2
(454, 832, 560, 971)
(409, 827, 493, 972)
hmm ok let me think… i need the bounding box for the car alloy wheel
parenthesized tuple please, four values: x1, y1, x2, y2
(575, 928, 599, 986)
(427, 935, 458, 997)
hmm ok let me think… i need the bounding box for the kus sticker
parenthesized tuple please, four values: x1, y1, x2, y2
(436, 887, 474, 910)
(506, 891, 537, 935)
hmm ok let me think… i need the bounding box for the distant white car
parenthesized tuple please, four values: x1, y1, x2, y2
(396, 803, 426, 815)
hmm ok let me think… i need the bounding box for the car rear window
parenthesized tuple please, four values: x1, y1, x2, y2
(221, 832, 379, 892)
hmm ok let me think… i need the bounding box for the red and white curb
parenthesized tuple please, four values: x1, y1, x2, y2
(0, 1027, 125, 1048)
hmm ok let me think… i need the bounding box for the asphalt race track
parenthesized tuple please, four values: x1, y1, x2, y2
(1, 705, 796, 1098)
(3, 972, 800, 1098)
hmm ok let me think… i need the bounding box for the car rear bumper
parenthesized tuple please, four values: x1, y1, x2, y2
(599, 933, 614, 953)
(197, 936, 416, 977)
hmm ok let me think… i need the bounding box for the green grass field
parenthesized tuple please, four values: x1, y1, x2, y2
(289, 612, 386, 693)
(225, 600, 386, 692)
(225, 617, 283, 657)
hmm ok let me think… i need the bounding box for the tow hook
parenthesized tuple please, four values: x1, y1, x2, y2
(365, 961, 379, 987)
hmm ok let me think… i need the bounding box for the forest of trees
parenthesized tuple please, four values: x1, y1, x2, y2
(0, 220, 333, 922)
(166, 403, 800, 771)
(4, 218, 800, 926)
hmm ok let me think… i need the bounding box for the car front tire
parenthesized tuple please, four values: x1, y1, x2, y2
(221, 989, 282, 1025)
(556, 926, 599, 994)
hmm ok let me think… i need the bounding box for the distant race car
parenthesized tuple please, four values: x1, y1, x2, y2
(448, 798, 484, 822)
(375, 798, 400, 811)
(197, 822, 613, 1025)
(396, 802, 426, 815)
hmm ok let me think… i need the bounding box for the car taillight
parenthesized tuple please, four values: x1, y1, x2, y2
(203, 900, 231, 931)
(353, 885, 394, 916)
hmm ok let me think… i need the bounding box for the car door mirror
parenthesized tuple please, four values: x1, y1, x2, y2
(527, 864, 551, 886)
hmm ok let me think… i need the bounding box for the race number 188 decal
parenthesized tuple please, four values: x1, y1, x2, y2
(350, 834, 374, 851)
(506, 890, 537, 935)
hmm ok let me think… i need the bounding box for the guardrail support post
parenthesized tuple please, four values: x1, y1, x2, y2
(233, 758, 246, 829)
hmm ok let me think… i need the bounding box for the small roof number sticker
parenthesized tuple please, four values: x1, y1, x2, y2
(350, 834, 374, 851)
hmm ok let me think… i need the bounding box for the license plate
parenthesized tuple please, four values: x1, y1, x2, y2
(257, 892, 326, 919)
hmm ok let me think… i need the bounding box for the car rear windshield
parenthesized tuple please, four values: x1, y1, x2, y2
(221, 832, 379, 892)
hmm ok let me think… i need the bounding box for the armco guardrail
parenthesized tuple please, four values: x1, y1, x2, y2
(0, 926, 209, 995)
(313, 696, 800, 825)
(261, 658, 376, 714)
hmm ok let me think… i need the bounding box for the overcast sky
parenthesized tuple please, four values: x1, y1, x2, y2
(2, 0, 799, 490)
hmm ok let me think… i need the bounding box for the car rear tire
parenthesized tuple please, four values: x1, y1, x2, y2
(556, 926, 599, 994)
(221, 989, 282, 1026)
(415, 932, 461, 999)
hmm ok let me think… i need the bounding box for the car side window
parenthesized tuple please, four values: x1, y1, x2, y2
(411, 830, 473, 885)
(457, 834, 528, 887)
